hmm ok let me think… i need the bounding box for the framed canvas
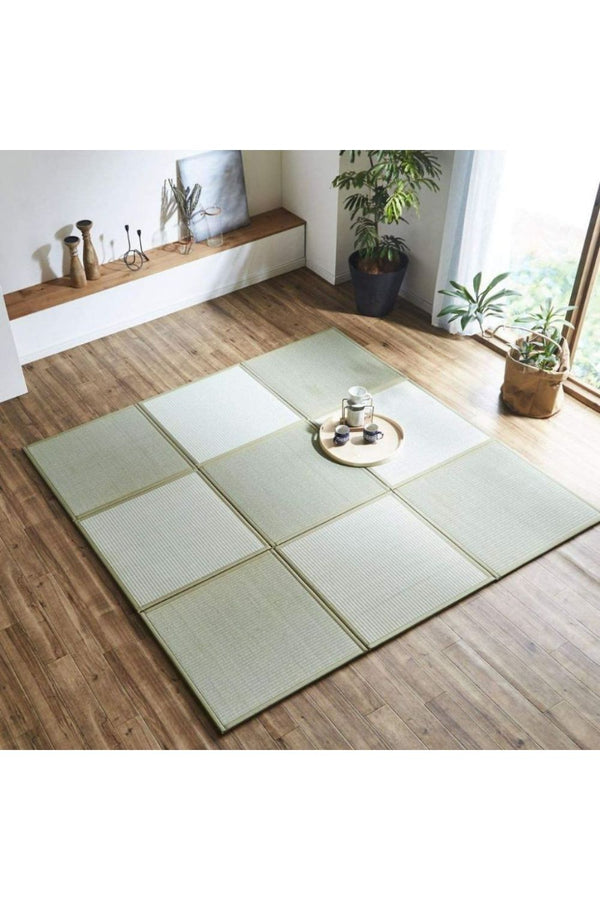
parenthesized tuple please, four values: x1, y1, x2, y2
(177, 150, 251, 242)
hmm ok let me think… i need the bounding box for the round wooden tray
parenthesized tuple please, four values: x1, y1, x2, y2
(318, 414, 404, 467)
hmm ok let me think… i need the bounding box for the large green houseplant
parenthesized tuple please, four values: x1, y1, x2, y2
(333, 150, 442, 316)
(438, 272, 574, 417)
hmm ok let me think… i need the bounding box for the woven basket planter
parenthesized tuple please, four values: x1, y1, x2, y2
(501, 336, 570, 418)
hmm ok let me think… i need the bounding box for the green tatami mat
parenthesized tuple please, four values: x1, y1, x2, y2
(143, 552, 363, 732)
(280, 494, 491, 648)
(80, 473, 266, 610)
(25, 407, 191, 517)
(203, 421, 386, 544)
(397, 441, 600, 577)
(243, 328, 403, 420)
(370, 381, 489, 486)
(142, 365, 299, 465)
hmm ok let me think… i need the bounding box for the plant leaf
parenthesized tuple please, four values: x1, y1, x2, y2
(478, 272, 512, 302)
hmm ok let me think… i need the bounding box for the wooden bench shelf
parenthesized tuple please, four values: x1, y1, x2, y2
(5, 207, 305, 321)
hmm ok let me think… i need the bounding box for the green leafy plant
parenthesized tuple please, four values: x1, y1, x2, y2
(511, 300, 575, 370)
(517, 337, 561, 371)
(511, 255, 600, 389)
(513, 299, 576, 336)
(438, 272, 520, 335)
(332, 151, 442, 273)
(438, 272, 575, 372)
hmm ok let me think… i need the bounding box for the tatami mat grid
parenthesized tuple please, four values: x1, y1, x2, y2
(25, 328, 600, 730)
(25, 406, 191, 517)
(202, 421, 386, 544)
(243, 328, 404, 420)
(397, 441, 600, 577)
(142, 365, 299, 465)
(280, 494, 493, 648)
(144, 552, 364, 732)
(80, 473, 266, 610)
(369, 380, 490, 486)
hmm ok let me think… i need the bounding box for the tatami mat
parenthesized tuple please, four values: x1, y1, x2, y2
(142, 365, 299, 465)
(243, 328, 403, 419)
(80, 473, 266, 610)
(26, 406, 191, 517)
(143, 552, 363, 731)
(203, 421, 386, 543)
(397, 441, 600, 577)
(370, 381, 489, 486)
(26, 327, 600, 730)
(281, 494, 492, 648)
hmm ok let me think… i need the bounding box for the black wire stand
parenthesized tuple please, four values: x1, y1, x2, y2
(122, 225, 150, 270)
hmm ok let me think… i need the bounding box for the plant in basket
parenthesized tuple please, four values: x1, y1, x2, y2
(437, 272, 575, 418)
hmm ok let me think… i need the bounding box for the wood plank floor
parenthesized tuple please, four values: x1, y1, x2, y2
(1, 267, 599, 750)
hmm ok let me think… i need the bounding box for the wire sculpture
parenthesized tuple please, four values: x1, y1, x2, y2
(122, 224, 150, 270)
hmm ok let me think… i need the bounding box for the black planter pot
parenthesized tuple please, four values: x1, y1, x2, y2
(348, 251, 409, 317)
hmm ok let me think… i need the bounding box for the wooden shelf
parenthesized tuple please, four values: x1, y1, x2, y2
(5, 208, 305, 321)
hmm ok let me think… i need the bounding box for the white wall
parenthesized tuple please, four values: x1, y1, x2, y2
(0, 150, 282, 294)
(335, 151, 365, 283)
(0, 289, 27, 401)
(383, 150, 455, 312)
(245, 151, 282, 214)
(281, 151, 339, 284)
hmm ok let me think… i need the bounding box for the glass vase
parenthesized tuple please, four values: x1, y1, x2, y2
(204, 206, 224, 248)
(177, 220, 194, 255)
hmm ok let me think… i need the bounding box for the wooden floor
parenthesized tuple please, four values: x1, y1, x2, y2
(1, 267, 600, 750)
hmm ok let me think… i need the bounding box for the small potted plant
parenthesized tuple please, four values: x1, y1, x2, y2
(332, 150, 442, 317)
(438, 272, 574, 418)
(167, 178, 203, 254)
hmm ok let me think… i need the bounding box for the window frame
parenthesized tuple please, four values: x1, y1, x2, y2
(563, 182, 600, 364)
(477, 181, 600, 412)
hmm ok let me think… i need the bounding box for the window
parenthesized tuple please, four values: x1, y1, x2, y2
(490, 151, 600, 397)
(566, 187, 600, 392)
(434, 151, 600, 404)
(496, 154, 600, 390)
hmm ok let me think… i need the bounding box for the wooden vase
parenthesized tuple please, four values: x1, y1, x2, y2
(64, 236, 87, 288)
(76, 219, 100, 280)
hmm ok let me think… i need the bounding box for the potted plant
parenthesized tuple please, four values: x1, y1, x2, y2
(167, 178, 203, 254)
(438, 272, 574, 418)
(332, 150, 443, 317)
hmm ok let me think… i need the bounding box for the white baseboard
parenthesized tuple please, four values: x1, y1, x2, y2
(335, 266, 351, 285)
(305, 259, 337, 285)
(399, 287, 433, 315)
(305, 260, 350, 286)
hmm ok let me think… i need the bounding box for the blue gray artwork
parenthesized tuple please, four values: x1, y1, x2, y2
(176, 150, 250, 242)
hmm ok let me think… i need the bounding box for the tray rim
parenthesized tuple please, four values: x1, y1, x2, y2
(318, 413, 404, 467)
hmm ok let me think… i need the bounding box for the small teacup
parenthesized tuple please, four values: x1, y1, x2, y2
(334, 424, 350, 446)
(363, 422, 384, 443)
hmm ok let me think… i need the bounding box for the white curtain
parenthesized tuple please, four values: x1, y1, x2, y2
(433, 150, 511, 333)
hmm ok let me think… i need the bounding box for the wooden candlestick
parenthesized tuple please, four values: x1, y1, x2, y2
(64, 236, 87, 288)
(76, 219, 101, 280)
